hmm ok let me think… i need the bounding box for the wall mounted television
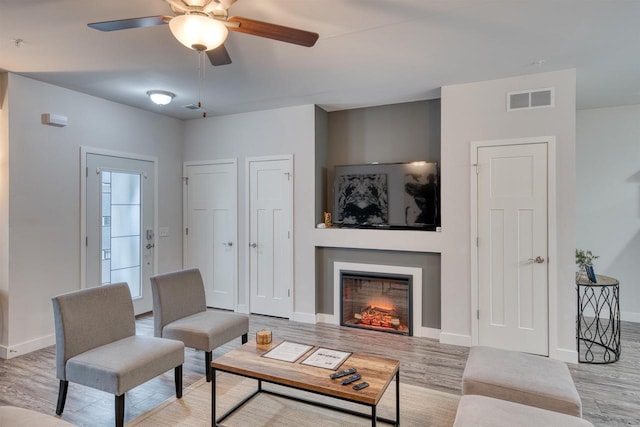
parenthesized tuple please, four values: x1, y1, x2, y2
(333, 161, 439, 230)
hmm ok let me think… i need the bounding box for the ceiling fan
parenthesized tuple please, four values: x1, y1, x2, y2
(88, 0, 319, 66)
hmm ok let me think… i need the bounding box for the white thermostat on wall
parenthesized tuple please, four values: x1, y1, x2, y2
(41, 113, 68, 127)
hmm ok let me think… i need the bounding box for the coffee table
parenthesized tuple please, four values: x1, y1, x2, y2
(211, 340, 400, 426)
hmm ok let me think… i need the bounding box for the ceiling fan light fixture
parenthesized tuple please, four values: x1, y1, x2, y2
(169, 14, 228, 51)
(147, 90, 175, 105)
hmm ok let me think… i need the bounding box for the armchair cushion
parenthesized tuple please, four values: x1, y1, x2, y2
(162, 310, 249, 352)
(66, 335, 184, 396)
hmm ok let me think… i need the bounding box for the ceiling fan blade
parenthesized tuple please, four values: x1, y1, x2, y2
(207, 45, 232, 66)
(88, 16, 171, 32)
(227, 16, 319, 47)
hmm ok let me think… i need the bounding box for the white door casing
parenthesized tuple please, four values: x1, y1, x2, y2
(471, 139, 551, 356)
(82, 148, 157, 315)
(247, 155, 293, 318)
(183, 160, 238, 310)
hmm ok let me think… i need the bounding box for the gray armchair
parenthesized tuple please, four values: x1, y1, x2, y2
(52, 283, 184, 427)
(150, 268, 249, 382)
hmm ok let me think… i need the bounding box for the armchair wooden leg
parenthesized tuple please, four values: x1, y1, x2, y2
(242, 333, 248, 344)
(175, 365, 183, 398)
(55, 380, 68, 415)
(115, 394, 125, 427)
(205, 351, 213, 382)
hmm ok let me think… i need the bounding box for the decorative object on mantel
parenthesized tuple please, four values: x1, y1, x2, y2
(323, 211, 332, 227)
(575, 249, 599, 283)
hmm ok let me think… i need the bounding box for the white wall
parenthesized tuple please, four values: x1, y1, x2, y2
(1, 73, 184, 358)
(440, 69, 577, 361)
(183, 105, 317, 320)
(577, 105, 640, 322)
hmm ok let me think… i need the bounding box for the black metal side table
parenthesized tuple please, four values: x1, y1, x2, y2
(576, 274, 620, 363)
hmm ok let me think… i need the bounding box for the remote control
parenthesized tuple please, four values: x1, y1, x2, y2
(341, 373, 361, 385)
(330, 368, 356, 379)
(352, 382, 369, 391)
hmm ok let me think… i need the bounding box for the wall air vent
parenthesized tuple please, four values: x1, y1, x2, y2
(184, 103, 202, 110)
(507, 88, 554, 111)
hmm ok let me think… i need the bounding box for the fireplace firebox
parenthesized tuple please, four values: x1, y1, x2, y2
(340, 270, 412, 336)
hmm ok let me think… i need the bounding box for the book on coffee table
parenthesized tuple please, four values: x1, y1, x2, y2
(261, 340, 314, 363)
(301, 347, 352, 370)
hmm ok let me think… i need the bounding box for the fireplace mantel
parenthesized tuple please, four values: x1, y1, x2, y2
(312, 227, 443, 253)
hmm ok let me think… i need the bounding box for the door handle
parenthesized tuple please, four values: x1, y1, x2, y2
(528, 256, 545, 264)
(250, 242, 257, 248)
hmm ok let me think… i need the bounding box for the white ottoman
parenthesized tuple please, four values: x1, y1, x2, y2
(462, 346, 582, 416)
(454, 395, 594, 427)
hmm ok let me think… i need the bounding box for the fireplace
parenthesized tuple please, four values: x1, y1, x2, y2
(340, 271, 412, 336)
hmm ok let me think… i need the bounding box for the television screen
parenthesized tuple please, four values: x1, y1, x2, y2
(333, 161, 439, 230)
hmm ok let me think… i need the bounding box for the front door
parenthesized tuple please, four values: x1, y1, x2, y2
(184, 161, 237, 310)
(476, 142, 548, 355)
(86, 152, 155, 315)
(248, 156, 293, 318)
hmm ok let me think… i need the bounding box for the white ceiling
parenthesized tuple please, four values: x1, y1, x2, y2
(1, 0, 639, 120)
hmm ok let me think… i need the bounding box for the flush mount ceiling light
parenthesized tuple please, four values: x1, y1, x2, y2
(147, 90, 175, 105)
(168, 14, 228, 51)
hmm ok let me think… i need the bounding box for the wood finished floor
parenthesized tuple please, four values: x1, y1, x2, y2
(0, 313, 638, 426)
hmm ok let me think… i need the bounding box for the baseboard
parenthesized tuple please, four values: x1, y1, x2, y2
(236, 304, 249, 314)
(0, 334, 55, 360)
(439, 332, 472, 347)
(551, 347, 579, 364)
(621, 311, 640, 323)
(420, 327, 441, 340)
(292, 312, 316, 324)
(316, 313, 337, 324)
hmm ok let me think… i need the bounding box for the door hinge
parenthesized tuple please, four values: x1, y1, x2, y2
(288, 289, 291, 297)
(473, 163, 479, 175)
(284, 172, 291, 181)
(184, 177, 188, 185)
(477, 309, 479, 320)
(86, 236, 88, 247)
(185, 227, 188, 235)
(288, 231, 290, 239)
(476, 237, 479, 247)
(86, 167, 88, 177)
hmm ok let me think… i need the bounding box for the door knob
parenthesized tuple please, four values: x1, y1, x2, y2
(250, 242, 257, 248)
(528, 256, 545, 263)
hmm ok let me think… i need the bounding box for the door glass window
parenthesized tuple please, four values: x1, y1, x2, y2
(100, 171, 142, 298)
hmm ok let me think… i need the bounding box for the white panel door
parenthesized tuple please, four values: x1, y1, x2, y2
(184, 162, 237, 310)
(86, 153, 155, 315)
(248, 157, 293, 318)
(477, 143, 548, 355)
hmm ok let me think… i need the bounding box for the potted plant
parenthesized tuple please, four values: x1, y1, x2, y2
(576, 249, 598, 282)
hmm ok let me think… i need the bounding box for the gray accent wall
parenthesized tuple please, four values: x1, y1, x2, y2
(316, 247, 441, 329)
(325, 99, 441, 213)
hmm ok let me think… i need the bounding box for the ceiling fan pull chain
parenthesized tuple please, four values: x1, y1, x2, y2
(201, 52, 207, 118)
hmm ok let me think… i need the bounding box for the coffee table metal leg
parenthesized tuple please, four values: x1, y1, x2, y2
(371, 405, 376, 427)
(396, 369, 400, 426)
(211, 368, 217, 427)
